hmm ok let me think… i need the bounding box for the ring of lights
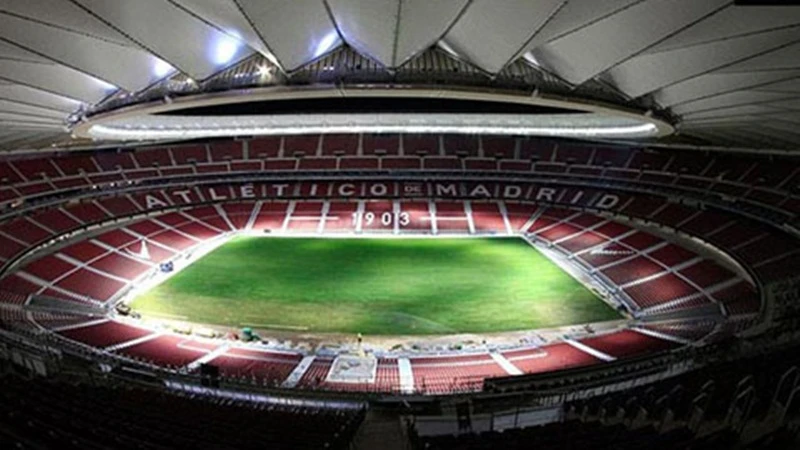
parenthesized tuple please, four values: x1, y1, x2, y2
(72, 86, 674, 141)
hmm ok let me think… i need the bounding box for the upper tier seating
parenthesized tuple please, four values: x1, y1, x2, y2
(1, 135, 798, 230)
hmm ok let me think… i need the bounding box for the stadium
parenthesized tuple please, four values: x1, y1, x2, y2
(0, 1, 799, 449)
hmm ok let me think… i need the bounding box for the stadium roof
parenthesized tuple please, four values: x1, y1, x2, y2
(1, 1, 799, 152)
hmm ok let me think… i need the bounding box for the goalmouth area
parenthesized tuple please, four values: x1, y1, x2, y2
(131, 236, 620, 336)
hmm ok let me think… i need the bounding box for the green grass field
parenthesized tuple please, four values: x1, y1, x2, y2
(131, 237, 619, 335)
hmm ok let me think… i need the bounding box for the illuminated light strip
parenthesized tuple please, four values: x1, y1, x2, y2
(86, 113, 660, 141)
(90, 122, 658, 140)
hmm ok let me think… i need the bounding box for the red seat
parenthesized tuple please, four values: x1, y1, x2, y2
(578, 330, 678, 359)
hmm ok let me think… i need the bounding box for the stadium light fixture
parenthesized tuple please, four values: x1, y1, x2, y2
(523, 51, 541, 67)
(92, 76, 117, 92)
(314, 31, 339, 58)
(152, 59, 174, 78)
(212, 34, 241, 65)
(256, 64, 275, 83)
(437, 40, 462, 59)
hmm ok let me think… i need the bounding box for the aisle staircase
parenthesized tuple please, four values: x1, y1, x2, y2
(353, 410, 410, 450)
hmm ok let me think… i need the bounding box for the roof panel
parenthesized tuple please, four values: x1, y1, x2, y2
(770, 98, 800, 111)
(442, 0, 565, 73)
(0, 99, 67, 119)
(236, 0, 340, 71)
(328, 0, 469, 67)
(756, 121, 800, 138)
(654, 70, 800, 107)
(171, 0, 278, 67)
(327, 0, 398, 66)
(754, 78, 800, 94)
(394, 0, 469, 67)
(0, 60, 114, 102)
(75, 0, 255, 79)
(672, 91, 794, 115)
(0, 130, 68, 152)
(0, 83, 83, 112)
(0, 40, 50, 64)
(0, 82, 81, 113)
(0, 111, 62, 125)
(0, 122, 63, 133)
(0, 1, 133, 46)
(681, 113, 800, 126)
(0, 13, 167, 92)
(0, 130, 62, 149)
(520, 0, 640, 58)
(605, 27, 800, 98)
(681, 104, 791, 121)
(764, 113, 800, 125)
(532, 0, 728, 85)
(647, 6, 800, 53)
(721, 42, 800, 72)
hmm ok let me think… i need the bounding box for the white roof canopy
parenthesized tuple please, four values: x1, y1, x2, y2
(0, 0, 798, 151)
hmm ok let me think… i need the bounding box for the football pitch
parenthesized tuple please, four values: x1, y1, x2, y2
(131, 236, 619, 335)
